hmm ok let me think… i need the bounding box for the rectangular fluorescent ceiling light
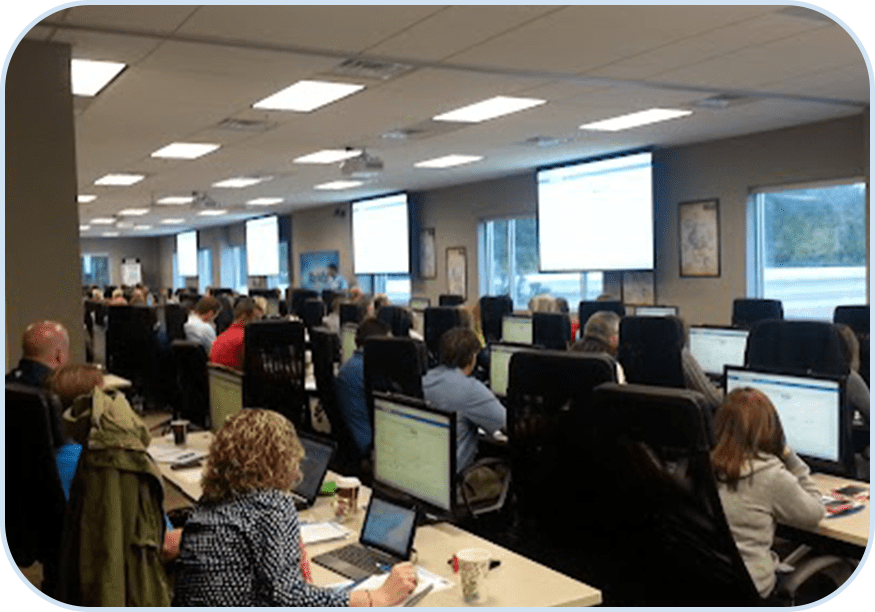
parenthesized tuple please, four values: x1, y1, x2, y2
(434, 96, 546, 123)
(79, 225, 91, 231)
(78, 194, 97, 203)
(161, 218, 185, 224)
(247, 197, 284, 206)
(314, 180, 364, 190)
(212, 176, 271, 188)
(151, 142, 221, 159)
(415, 154, 483, 169)
(253, 80, 365, 112)
(294, 149, 361, 164)
(94, 173, 145, 186)
(580, 108, 693, 132)
(101, 232, 120, 237)
(71, 58, 126, 96)
(198, 209, 227, 216)
(90, 217, 115, 224)
(157, 195, 194, 205)
(134, 225, 152, 230)
(118, 208, 149, 216)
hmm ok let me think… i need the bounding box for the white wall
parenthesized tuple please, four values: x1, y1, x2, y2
(80, 237, 162, 289)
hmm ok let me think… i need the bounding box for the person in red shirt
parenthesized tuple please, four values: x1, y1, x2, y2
(209, 298, 264, 370)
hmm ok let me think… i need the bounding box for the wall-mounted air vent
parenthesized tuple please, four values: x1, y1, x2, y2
(215, 117, 276, 132)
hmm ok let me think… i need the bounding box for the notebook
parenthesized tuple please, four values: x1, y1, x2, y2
(292, 432, 336, 510)
(312, 495, 417, 580)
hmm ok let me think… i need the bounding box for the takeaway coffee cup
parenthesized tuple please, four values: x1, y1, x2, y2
(170, 419, 189, 446)
(332, 476, 361, 522)
(457, 547, 491, 604)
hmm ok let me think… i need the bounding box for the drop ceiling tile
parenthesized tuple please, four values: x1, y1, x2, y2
(52, 29, 164, 65)
(56, 5, 198, 33)
(22, 25, 54, 41)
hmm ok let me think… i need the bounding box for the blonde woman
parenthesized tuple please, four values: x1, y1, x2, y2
(173, 409, 416, 606)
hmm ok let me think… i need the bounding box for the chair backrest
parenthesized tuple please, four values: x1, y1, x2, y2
(242, 319, 309, 430)
(301, 298, 327, 329)
(170, 339, 210, 427)
(376, 305, 413, 337)
(731, 298, 783, 328)
(591, 383, 759, 606)
(363, 337, 425, 403)
(834, 304, 869, 335)
(532, 311, 571, 350)
(164, 302, 188, 340)
(339, 302, 365, 327)
(479, 295, 513, 343)
(438, 294, 465, 307)
(291, 288, 319, 318)
(578, 300, 625, 339)
(618, 316, 686, 388)
(744, 319, 849, 377)
(424, 306, 462, 366)
(5, 383, 67, 575)
(213, 296, 234, 335)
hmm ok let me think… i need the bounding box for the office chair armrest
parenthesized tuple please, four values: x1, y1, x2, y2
(777, 555, 854, 602)
(459, 457, 511, 518)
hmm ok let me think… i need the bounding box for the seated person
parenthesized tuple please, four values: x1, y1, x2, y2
(423, 328, 506, 473)
(7, 320, 70, 387)
(570, 310, 626, 382)
(107, 287, 128, 305)
(680, 318, 723, 412)
(334, 317, 391, 458)
(173, 409, 416, 606)
(836, 323, 869, 425)
(209, 298, 264, 371)
(184, 296, 221, 355)
(712, 388, 824, 600)
(324, 262, 348, 291)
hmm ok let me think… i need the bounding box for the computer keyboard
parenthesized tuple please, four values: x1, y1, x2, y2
(312, 543, 396, 580)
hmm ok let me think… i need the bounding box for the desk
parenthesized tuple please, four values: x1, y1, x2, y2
(808, 473, 870, 549)
(155, 431, 602, 607)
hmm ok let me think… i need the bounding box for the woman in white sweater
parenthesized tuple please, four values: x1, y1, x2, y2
(712, 388, 825, 599)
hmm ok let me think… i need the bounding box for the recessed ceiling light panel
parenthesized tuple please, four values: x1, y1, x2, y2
(101, 231, 120, 237)
(415, 154, 483, 169)
(90, 217, 115, 224)
(212, 176, 271, 188)
(161, 218, 185, 225)
(247, 197, 284, 206)
(157, 196, 194, 205)
(78, 194, 97, 203)
(71, 58, 126, 96)
(580, 108, 693, 132)
(118, 208, 150, 216)
(94, 173, 145, 186)
(294, 149, 362, 164)
(434, 96, 546, 123)
(79, 225, 91, 231)
(314, 180, 364, 190)
(133, 225, 152, 230)
(151, 142, 221, 159)
(253, 80, 365, 112)
(198, 209, 227, 216)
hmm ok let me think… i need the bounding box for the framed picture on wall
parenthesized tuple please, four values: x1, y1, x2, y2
(299, 250, 339, 290)
(678, 199, 721, 277)
(420, 228, 436, 279)
(446, 246, 467, 300)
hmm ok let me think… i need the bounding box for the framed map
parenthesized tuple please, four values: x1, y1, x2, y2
(678, 199, 720, 277)
(419, 228, 436, 279)
(446, 246, 467, 300)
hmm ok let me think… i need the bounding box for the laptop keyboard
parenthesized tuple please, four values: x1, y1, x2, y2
(313, 543, 396, 579)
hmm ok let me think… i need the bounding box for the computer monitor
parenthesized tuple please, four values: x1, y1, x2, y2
(341, 323, 357, 365)
(489, 343, 526, 397)
(634, 305, 679, 317)
(409, 297, 430, 311)
(208, 364, 243, 433)
(502, 315, 532, 344)
(372, 392, 457, 515)
(724, 366, 849, 474)
(689, 326, 749, 377)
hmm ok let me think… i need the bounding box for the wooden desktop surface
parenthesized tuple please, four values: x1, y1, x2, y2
(809, 473, 870, 548)
(154, 431, 602, 607)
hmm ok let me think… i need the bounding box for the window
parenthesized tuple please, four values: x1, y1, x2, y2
(172, 252, 184, 291)
(81, 254, 110, 286)
(198, 248, 212, 293)
(479, 217, 603, 308)
(748, 180, 867, 320)
(266, 241, 290, 292)
(354, 273, 411, 304)
(220, 245, 248, 294)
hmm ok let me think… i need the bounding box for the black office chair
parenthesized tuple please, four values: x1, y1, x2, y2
(164, 302, 188, 340)
(301, 298, 327, 329)
(424, 306, 462, 367)
(5, 383, 67, 597)
(835, 305, 870, 386)
(732, 298, 783, 329)
(439, 294, 465, 307)
(479, 295, 513, 344)
(363, 337, 425, 403)
(339, 302, 365, 327)
(243, 319, 309, 431)
(532, 311, 572, 350)
(618, 315, 686, 388)
(578, 300, 625, 340)
(213, 296, 234, 335)
(290, 288, 319, 318)
(745, 320, 849, 378)
(170, 340, 210, 429)
(591, 382, 854, 606)
(376, 305, 413, 338)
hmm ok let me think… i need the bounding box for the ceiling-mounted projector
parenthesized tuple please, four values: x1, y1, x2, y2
(340, 150, 384, 178)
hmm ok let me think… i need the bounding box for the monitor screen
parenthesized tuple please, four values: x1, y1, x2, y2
(490, 344, 525, 397)
(245, 216, 280, 276)
(352, 193, 410, 275)
(689, 327, 749, 377)
(294, 434, 335, 504)
(208, 365, 243, 433)
(502, 316, 532, 344)
(537, 151, 654, 271)
(176, 230, 198, 277)
(409, 297, 430, 311)
(341, 323, 357, 365)
(635, 305, 678, 317)
(373, 395, 455, 512)
(724, 367, 842, 463)
(359, 496, 417, 559)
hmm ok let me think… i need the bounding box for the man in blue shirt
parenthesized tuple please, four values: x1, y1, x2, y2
(334, 317, 391, 458)
(324, 263, 348, 291)
(423, 327, 506, 472)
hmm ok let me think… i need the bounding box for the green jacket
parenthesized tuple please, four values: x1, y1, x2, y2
(58, 387, 171, 606)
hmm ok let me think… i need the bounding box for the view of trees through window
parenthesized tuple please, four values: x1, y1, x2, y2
(81, 254, 110, 287)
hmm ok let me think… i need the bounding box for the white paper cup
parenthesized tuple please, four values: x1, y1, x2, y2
(457, 547, 491, 603)
(332, 476, 361, 522)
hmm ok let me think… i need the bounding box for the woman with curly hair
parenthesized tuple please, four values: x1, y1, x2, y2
(173, 409, 417, 607)
(712, 388, 824, 599)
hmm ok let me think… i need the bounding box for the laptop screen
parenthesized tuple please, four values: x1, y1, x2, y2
(294, 434, 335, 505)
(409, 297, 430, 310)
(360, 496, 417, 559)
(689, 327, 748, 377)
(490, 344, 524, 397)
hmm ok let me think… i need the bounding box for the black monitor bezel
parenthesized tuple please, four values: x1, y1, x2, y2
(358, 492, 418, 560)
(488, 341, 530, 397)
(633, 304, 679, 317)
(688, 325, 750, 377)
(294, 431, 337, 506)
(501, 314, 533, 344)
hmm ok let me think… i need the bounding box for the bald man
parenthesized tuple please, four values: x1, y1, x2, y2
(6, 320, 70, 387)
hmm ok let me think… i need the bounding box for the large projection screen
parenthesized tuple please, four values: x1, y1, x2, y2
(176, 230, 198, 277)
(537, 151, 654, 271)
(352, 193, 410, 275)
(245, 215, 280, 276)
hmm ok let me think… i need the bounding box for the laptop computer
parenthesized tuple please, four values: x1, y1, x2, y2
(292, 432, 336, 510)
(311, 495, 417, 580)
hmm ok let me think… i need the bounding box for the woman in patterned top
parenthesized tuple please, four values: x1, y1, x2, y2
(173, 409, 417, 606)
